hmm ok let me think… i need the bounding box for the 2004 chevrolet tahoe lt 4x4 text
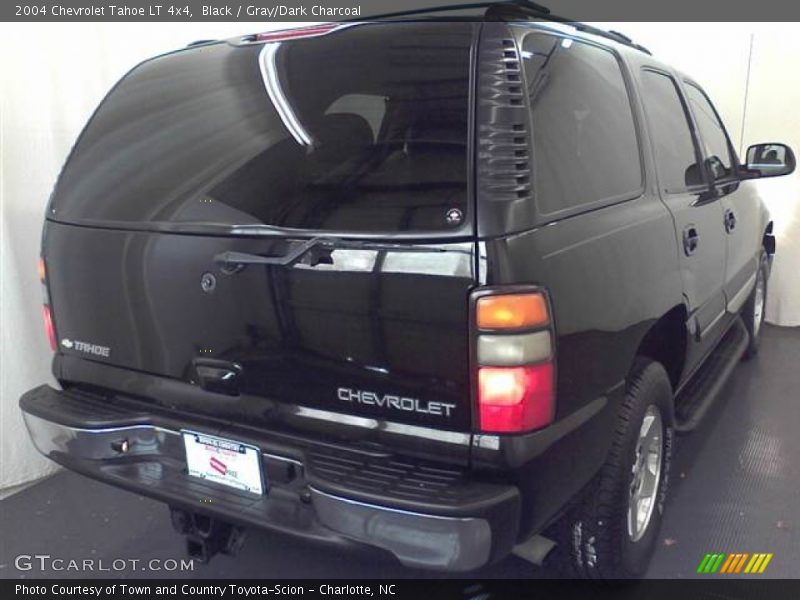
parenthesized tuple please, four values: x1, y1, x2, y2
(20, 4, 796, 578)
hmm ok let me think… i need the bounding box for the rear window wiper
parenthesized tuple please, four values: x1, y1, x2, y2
(214, 237, 445, 271)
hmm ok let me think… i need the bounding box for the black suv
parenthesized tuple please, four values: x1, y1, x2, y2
(21, 10, 795, 578)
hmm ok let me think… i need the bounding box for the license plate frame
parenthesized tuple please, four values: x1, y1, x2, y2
(182, 430, 265, 495)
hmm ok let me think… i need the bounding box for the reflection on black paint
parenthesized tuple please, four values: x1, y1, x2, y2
(52, 23, 473, 234)
(522, 33, 643, 215)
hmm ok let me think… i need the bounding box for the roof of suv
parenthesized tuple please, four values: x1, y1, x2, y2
(229, 2, 651, 57)
(350, 0, 652, 55)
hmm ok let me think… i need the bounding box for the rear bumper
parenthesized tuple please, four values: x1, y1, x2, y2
(20, 385, 519, 572)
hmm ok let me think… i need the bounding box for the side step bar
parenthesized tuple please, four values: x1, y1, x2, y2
(674, 317, 749, 433)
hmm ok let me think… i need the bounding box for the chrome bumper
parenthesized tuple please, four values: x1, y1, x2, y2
(22, 412, 493, 571)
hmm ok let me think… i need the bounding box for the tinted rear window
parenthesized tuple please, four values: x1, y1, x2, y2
(522, 34, 643, 215)
(51, 23, 474, 233)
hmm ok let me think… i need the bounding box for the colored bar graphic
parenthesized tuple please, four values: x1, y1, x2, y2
(704, 554, 718, 573)
(758, 554, 773, 573)
(751, 554, 766, 573)
(734, 553, 749, 573)
(745, 554, 759, 573)
(725, 552, 742, 573)
(697, 554, 712, 574)
(697, 552, 772, 574)
(698, 553, 724, 573)
(710, 554, 726, 573)
(720, 554, 736, 573)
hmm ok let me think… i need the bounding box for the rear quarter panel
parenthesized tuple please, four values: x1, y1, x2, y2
(480, 194, 682, 421)
(474, 29, 686, 537)
(481, 28, 685, 422)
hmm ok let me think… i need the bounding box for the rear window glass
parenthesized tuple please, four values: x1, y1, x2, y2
(51, 23, 474, 233)
(522, 34, 643, 215)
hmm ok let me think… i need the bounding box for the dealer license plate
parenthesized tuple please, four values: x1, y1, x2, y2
(182, 430, 264, 495)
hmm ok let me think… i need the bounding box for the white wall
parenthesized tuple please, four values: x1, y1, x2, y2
(737, 28, 800, 325)
(594, 23, 800, 326)
(1, 22, 798, 491)
(0, 22, 290, 491)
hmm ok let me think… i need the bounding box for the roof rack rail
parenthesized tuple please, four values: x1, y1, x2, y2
(354, 1, 651, 56)
(576, 25, 651, 55)
(488, 1, 653, 55)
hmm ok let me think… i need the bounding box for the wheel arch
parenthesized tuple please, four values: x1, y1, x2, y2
(635, 305, 688, 393)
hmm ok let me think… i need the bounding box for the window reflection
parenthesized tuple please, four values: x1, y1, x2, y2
(522, 34, 643, 214)
(53, 23, 473, 235)
(291, 244, 474, 278)
(259, 43, 313, 146)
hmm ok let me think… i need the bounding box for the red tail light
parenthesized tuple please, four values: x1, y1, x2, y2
(473, 289, 556, 433)
(39, 256, 57, 352)
(478, 364, 554, 432)
(42, 304, 57, 352)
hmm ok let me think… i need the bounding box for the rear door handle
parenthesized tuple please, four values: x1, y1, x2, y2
(683, 225, 699, 256)
(724, 209, 737, 232)
(193, 358, 242, 396)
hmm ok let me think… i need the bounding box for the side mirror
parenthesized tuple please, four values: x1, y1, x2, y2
(741, 143, 796, 179)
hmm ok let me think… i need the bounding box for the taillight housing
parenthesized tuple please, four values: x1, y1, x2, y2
(39, 257, 57, 352)
(472, 288, 555, 433)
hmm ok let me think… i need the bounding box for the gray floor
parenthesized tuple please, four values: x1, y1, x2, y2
(1, 325, 798, 579)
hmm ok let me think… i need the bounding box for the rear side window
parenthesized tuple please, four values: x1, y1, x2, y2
(522, 34, 642, 215)
(684, 83, 735, 181)
(51, 23, 474, 233)
(640, 70, 703, 192)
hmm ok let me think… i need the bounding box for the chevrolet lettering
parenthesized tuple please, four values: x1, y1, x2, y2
(337, 388, 456, 417)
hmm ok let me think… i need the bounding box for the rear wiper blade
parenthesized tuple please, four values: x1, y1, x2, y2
(215, 237, 335, 268)
(214, 237, 445, 270)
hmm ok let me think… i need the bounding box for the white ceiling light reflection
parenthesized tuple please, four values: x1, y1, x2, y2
(739, 426, 785, 479)
(383, 249, 473, 277)
(258, 43, 313, 146)
(292, 245, 474, 277)
(294, 249, 378, 272)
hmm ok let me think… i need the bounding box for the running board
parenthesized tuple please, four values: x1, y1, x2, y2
(674, 317, 748, 433)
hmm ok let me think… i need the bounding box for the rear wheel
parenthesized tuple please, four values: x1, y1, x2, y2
(742, 249, 769, 360)
(550, 359, 674, 579)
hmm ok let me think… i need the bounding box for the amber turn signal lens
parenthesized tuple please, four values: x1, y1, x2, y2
(476, 293, 549, 330)
(37, 257, 46, 282)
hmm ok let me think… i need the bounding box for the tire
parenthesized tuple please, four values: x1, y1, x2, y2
(741, 248, 769, 360)
(549, 359, 674, 579)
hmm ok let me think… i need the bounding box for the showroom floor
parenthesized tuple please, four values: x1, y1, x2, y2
(1, 325, 797, 579)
